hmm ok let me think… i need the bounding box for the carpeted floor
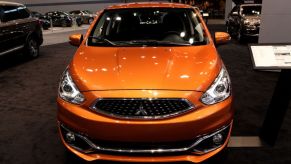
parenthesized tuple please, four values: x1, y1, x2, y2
(0, 25, 290, 164)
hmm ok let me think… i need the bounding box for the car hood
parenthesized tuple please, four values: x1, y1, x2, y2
(70, 45, 222, 91)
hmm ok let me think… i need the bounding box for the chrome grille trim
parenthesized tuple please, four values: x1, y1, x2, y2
(89, 98, 195, 120)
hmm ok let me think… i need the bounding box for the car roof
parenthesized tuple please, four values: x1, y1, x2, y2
(0, 1, 23, 6)
(107, 2, 192, 10)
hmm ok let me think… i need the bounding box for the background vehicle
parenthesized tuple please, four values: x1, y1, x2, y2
(226, 4, 261, 41)
(193, 6, 209, 24)
(31, 11, 50, 30)
(45, 11, 82, 27)
(69, 10, 96, 24)
(0, 1, 43, 58)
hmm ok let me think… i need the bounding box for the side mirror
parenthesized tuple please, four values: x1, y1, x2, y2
(215, 32, 231, 45)
(69, 34, 83, 47)
(232, 11, 238, 16)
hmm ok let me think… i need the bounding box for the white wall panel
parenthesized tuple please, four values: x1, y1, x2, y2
(11, 0, 166, 13)
(224, 0, 235, 21)
(259, 0, 291, 43)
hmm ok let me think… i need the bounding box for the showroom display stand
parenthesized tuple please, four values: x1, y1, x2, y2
(249, 44, 291, 145)
(260, 69, 291, 145)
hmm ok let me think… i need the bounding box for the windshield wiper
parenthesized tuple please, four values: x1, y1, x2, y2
(88, 36, 116, 46)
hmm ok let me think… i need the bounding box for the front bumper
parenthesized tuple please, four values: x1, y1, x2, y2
(242, 25, 260, 36)
(57, 90, 233, 163)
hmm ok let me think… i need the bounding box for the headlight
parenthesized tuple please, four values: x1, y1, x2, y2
(59, 70, 85, 104)
(244, 19, 250, 25)
(201, 67, 231, 105)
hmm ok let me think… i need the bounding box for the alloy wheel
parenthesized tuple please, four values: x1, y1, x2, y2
(28, 39, 39, 58)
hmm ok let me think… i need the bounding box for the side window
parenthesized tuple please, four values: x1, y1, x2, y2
(75, 11, 81, 15)
(17, 6, 30, 19)
(231, 6, 239, 15)
(231, 6, 238, 15)
(50, 12, 58, 17)
(2, 6, 19, 22)
(47, 12, 53, 17)
(33, 12, 41, 18)
(1, 5, 29, 22)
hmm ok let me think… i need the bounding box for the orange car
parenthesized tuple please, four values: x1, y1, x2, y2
(57, 2, 233, 163)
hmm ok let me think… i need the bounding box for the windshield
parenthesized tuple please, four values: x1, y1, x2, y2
(59, 12, 69, 16)
(83, 10, 92, 14)
(88, 8, 207, 47)
(241, 6, 261, 16)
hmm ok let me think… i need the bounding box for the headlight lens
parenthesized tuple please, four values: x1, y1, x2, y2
(244, 19, 250, 25)
(201, 67, 231, 105)
(59, 70, 85, 104)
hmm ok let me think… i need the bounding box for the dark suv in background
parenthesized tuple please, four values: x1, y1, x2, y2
(226, 4, 261, 41)
(0, 1, 43, 58)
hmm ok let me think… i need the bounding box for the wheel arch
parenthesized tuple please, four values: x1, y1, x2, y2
(25, 26, 43, 46)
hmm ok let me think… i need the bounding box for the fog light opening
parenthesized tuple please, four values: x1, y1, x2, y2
(212, 133, 223, 145)
(191, 124, 231, 154)
(65, 132, 75, 143)
(60, 124, 96, 153)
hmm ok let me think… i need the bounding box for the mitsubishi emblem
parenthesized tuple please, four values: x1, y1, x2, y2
(135, 104, 148, 116)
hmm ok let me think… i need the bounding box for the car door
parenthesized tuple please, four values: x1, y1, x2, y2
(80, 11, 89, 23)
(16, 6, 32, 44)
(70, 10, 79, 17)
(0, 5, 22, 55)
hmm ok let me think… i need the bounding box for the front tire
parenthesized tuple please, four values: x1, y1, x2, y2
(77, 19, 82, 27)
(24, 37, 39, 58)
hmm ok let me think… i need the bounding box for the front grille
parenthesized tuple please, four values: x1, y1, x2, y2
(90, 98, 194, 119)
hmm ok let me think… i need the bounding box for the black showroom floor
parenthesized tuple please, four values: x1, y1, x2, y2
(0, 25, 291, 164)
